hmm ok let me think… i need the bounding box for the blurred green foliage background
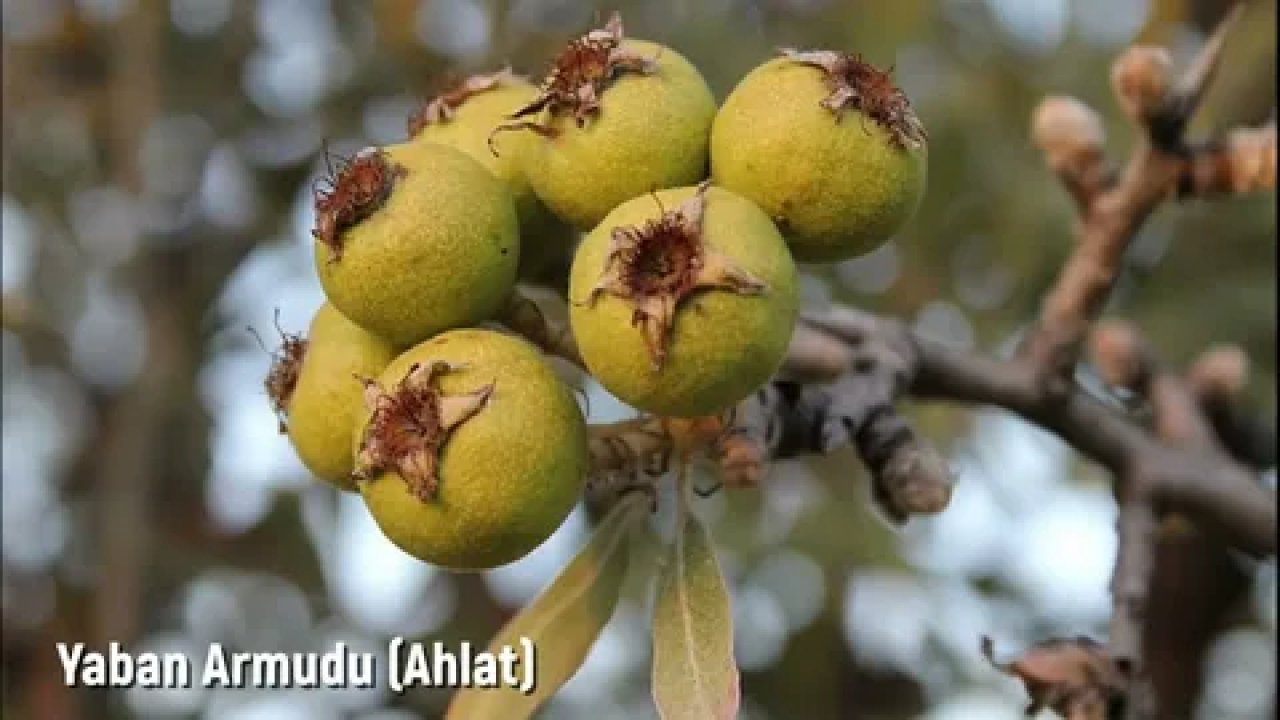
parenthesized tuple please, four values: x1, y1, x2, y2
(1, 1, 1274, 718)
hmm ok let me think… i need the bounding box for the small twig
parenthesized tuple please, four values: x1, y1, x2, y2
(907, 322, 1274, 555)
(853, 405, 954, 523)
(1187, 345, 1276, 469)
(1088, 319, 1232, 719)
(714, 375, 953, 524)
(1090, 323, 1271, 468)
(587, 307, 952, 524)
(1019, 10, 1255, 388)
(584, 304, 1275, 550)
(497, 285, 586, 369)
(727, 305, 953, 523)
(1090, 319, 1220, 450)
(1179, 125, 1277, 198)
(1155, 3, 1244, 143)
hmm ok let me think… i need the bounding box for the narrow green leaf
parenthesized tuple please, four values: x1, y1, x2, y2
(651, 504, 740, 720)
(445, 492, 648, 720)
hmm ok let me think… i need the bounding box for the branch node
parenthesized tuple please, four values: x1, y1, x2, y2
(1088, 319, 1153, 391)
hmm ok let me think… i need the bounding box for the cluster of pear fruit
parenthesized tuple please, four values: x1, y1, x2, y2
(266, 14, 927, 571)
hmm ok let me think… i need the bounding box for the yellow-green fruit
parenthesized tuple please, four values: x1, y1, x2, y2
(569, 184, 798, 417)
(509, 17, 717, 230)
(711, 52, 928, 262)
(355, 329, 588, 571)
(408, 71, 572, 278)
(314, 141, 518, 347)
(283, 303, 397, 490)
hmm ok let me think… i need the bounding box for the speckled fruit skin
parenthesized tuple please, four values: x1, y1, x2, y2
(523, 39, 717, 231)
(711, 58, 927, 262)
(286, 302, 397, 491)
(569, 186, 798, 417)
(356, 329, 588, 571)
(315, 141, 518, 347)
(411, 78, 572, 278)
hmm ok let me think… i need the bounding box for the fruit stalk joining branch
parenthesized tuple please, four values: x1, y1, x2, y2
(504, 9, 1277, 717)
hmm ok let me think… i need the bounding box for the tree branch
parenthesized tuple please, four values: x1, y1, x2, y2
(507, 9, 1274, 718)
(1187, 344, 1276, 469)
(1110, 478, 1158, 720)
(1085, 318, 1238, 719)
(582, 303, 1275, 555)
(1179, 125, 1277, 197)
(1019, 7, 1258, 387)
(553, 244, 1276, 553)
(911, 324, 1274, 555)
(584, 309, 954, 524)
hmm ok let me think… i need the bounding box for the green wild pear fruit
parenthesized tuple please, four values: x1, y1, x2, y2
(262, 303, 397, 490)
(569, 183, 798, 418)
(353, 329, 588, 571)
(313, 142, 518, 347)
(711, 50, 928, 262)
(490, 13, 717, 231)
(407, 68, 573, 279)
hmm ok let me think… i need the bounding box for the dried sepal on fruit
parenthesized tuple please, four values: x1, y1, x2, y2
(570, 185, 798, 417)
(495, 14, 716, 230)
(489, 12, 659, 146)
(312, 147, 408, 261)
(280, 303, 397, 490)
(407, 68, 520, 137)
(980, 636, 1127, 720)
(353, 361, 494, 501)
(578, 182, 767, 370)
(404, 70, 572, 280)
(357, 330, 588, 570)
(779, 49, 926, 150)
(314, 142, 518, 346)
(711, 51, 928, 261)
(255, 312, 308, 434)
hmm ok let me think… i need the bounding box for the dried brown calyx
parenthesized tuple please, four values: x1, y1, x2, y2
(981, 636, 1127, 720)
(255, 313, 308, 434)
(579, 182, 767, 370)
(780, 49, 926, 150)
(312, 147, 408, 261)
(353, 361, 494, 501)
(488, 13, 658, 149)
(407, 68, 520, 137)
